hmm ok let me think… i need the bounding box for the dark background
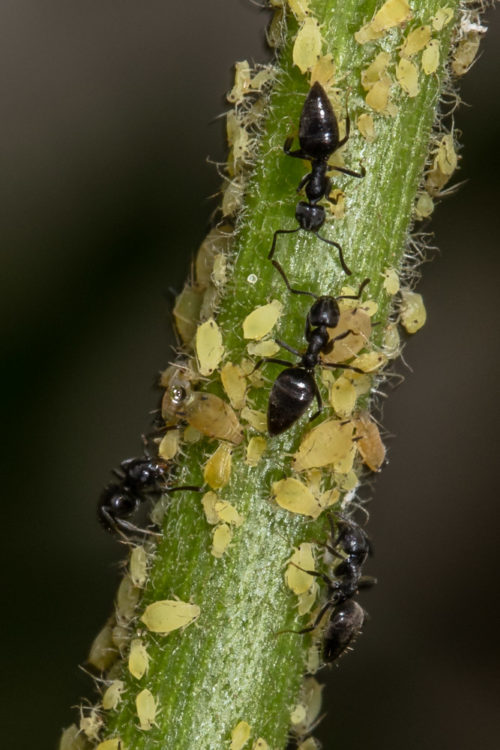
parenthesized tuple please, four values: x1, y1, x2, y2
(1, 3, 499, 749)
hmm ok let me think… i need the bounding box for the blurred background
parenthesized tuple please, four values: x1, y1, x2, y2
(1, 2, 499, 749)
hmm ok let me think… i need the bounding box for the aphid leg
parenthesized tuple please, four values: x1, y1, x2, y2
(271, 258, 317, 298)
(268, 227, 300, 261)
(275, 338, 302, 358)
(315, 233, 352, 275)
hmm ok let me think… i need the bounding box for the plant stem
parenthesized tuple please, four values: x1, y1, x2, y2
(81, 1, 476, 749)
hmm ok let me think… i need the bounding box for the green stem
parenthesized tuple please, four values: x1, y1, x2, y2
(69, 1, 480, 749)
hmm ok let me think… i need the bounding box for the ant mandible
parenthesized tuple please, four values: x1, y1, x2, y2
(98, 453, 199, 537)
(257, 268, 370, 436)
(269, 81, 365, 277)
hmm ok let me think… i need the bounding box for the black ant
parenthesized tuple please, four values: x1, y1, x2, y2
(269, 81, 365, 277)
(287, 517, 376, 663)
(257, 273, 370, 436)
(98, 454, 200, 537)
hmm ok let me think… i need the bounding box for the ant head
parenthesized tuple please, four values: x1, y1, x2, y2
(124, 458, 166, 489)
(309, 295, 340, 329)
(295, 201, 325, 232)
(98, 485, 138, 531)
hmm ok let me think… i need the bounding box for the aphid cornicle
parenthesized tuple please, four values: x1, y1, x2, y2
(98, 455, 199, 537)
(257, 275, 369, 436)
(269, 81, 365, 277)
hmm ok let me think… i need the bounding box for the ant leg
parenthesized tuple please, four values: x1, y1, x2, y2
(322, 361, 365, 374)
(276, 600, 335, 638)
(329, 164, 366, 179)
(337, 112, 351, 148)
(358, 576, 377, 589)
(100, 507, 161, 539)
(289, 561, 332, 587)
(308, 379, 323, 423)
(337, 277, 370, 301)
(274, 339, 301, 358)
(268, 227, 300, 261)
(251, 356, 295, 376)
(284, 137, 308, 159)
(166, 485, 203, 494)
(297, 171, 312, 193)
(315, 233, 352, 276)
(271, 259, 317, 298)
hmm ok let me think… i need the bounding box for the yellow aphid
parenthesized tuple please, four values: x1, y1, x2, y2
(306, 644, 321, 674)
(253, 740, 269, 750)
(212, 523, 233, 558)
(291, 704, 307, 725)
(382, 323, 401, 359)
(59, 725, 89, 750)
(293, 18, 323, 73)
(246, 436, 267, 467)
(88, 619, 117, 672)
(310, 54, 336, 88)
(337, 469, 359, 492)
(415, 192, 434, 218)
(294, 677, 324, 736)
(128, 638, 150, 679)
(158, 429, 180, 461)
(140, 599, 200, 635)
(249, 67, 275, 93)
(285, 543, 316, 594)
(195, 318, 224, 376)
(80, 708, 103, 741)
(382, 268, 400, 295)
(288, 0, 311, 19)
(298, 581, 319, 614)
(241, 406, 267, 432)
(365, 75, 392, 113)
(190, 394, 244, 445)
(183, 425, 202, 443)
(95, 740, 124, 750)
(400, 25, 431, 57)
(422, 39, 440, 75)
(318, 488, 340, 510)
(215, 500, 243, 527)
(432, 6, 454, 31)
(344, 370, 373, 397)
(227, 60, 252, 103)
(298, 739, 321, 750)
(350, 351, 387, 373)
(231, 721, 252, 750)
(357, 113, 376, 142)
(330, 376, 357, 418)
(130, 546, 148, 588)
(195, 225, 231, 286)
(327, 188, 345, 219)
(355, 0, 412, 44)
(212, 253, 227, 287)
(242, 300, 283, 340)
(267, 5, 285, 49)
(173, 285, 203, 346)
(201, 491, 220, 525)
(400, 290, 427, 333)
(247, 339, 280, 357)
(222, 178, 244, 217)
(396, 58, 419, 97)
(272, 477, 321, 519)
(435, 133, 457, 176)
(322, 308, 372, 363)
(111, 624, 129, 654)
(136, 688, 158, 731)
(333, 442, 357, 474)
(102, 680, 125, 711)
(361, 52, 391, 90)
(361, 299, 379, 317)
(116, 575, 140, 623)
(354, 413, 386, 472)
(221, 362, 247, 410)
(293, 419, 354, 472)
(204, 442, 233, 489)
